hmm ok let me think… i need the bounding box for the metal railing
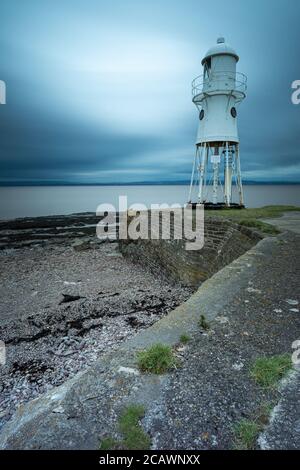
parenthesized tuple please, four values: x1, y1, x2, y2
(192, 71, 247, 100)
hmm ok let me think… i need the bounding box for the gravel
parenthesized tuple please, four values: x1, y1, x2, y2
(0, 241, 193, 429)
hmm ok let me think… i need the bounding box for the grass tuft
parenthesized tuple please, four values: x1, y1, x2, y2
(232, 401, 275, 450)
(233, 419, 262, 450)
(256, 402, 274, 426)
(205, 205, 300, 234)
(199, 314, 210, 330)
(99, 436, 119, 450)
(137, 343, 177, 374)
(238, 219, 280, 234)
(206, 205, 300, 221)
(179, 334, 191, 344)
(250, 354, 292, 389)
(118, 405, 151, 450)
(99, 405, 150, 450)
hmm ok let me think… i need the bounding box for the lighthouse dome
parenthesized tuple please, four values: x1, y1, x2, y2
(201, 37, 239, 64)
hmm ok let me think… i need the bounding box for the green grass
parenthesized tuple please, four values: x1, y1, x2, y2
(99, 405, 150, 450)
(232, 402, 275, 450)
(137, 343, 177, 374)
(250, 354, 292, 389)
(199, 314, 210, 330)
(99, 436, 120, 450)
(179, 334, 191, 344)
(206, 205, 300, 220)
(256, 402, 275, 426)
(206, 205, 300, 234)
(233, 419, 262, 450)
(119, 405, 151, 450)
(238, 219, 280, 234)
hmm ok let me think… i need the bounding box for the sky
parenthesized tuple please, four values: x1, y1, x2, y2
(0, 0, 299, 184)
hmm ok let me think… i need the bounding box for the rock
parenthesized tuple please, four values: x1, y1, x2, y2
(126, 316, 143, 327)
(246, 287, 262, 294)
(285, 299, 299, 306)
(54, 349, 77, 357)
(232, 362, 244, 371)
(105, 252, 122, 258)
(215, 315, 229, 324)
(117, 366, 140, 376)
(59, 294, 84, 304)
(71, 239, 91, 252)
(52, 406, 65, 414)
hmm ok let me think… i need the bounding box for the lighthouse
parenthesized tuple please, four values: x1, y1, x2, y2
(188, 37, 247, 207)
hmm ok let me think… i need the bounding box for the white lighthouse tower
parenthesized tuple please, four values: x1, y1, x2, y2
(188, 37, 247, 207)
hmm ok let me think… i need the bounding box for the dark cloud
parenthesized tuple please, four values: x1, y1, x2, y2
(0, 0, 299, 183)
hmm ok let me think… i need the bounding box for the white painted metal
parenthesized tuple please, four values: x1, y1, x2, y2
(224, 142, 232, 205)
(198, 144, 206, 202)
(189, 37, 247, 206)
(0, 80, 6, 105)
(236, 144, 244, 206)
(196, 94, 240, 144)
(188, 152, 196, 203)
(212, 160, 219, 204)
(201, 37, 239, 65)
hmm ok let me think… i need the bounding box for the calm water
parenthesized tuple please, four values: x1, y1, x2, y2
(0, 185, 299, 220)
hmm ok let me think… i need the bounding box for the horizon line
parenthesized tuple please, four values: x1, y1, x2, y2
(0, 180, 300, 187)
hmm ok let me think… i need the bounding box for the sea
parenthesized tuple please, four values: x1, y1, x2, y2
(0, 185, 299, 220)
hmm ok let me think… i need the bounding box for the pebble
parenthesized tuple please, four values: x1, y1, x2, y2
(0, 247, 193, 431)
(286, 299, 299, 306)
(232, 362, 244, 371)
(246, 287, 262, 294)
(117, 366, 140, 376)
(52, 406, 65, 414)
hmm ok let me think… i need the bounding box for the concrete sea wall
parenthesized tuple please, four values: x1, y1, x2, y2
(119, 215, 262, 286)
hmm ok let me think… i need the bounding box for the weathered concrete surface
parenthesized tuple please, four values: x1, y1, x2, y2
(261, 211, 300, 234)
(1, 223, 299, 449)
(144, 230, 300, 449)
(258, 369, 300, 450)
(255, 211, 300, 450)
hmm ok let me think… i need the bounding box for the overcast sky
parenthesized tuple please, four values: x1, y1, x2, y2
(0, 0, 299, 184)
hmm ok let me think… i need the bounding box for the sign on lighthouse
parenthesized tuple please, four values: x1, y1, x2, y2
(188, 37, 247, 207)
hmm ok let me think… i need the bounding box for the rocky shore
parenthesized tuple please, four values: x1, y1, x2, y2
(0, 215, 193, 429)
